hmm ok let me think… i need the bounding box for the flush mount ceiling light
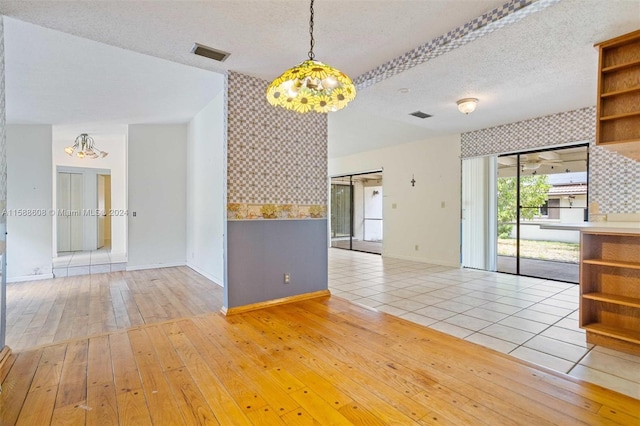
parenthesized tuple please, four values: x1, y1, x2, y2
(457, 98, 479, 114)
(266, 0, 356, 113)
(64, 133, 108, 159)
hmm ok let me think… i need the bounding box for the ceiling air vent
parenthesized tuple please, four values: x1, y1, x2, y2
(409, 111, 432, 119)
(191, 43, 230, 62)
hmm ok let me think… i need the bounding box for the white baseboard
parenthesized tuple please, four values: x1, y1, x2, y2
(382, 253, 461, 268)
(126, 262, 186, 272)
(8, 273, 55, 283)
(186, 263, 223, 287)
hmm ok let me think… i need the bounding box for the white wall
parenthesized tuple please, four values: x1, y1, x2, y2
(6, 125, 53, 281)
(186, 91, 225, 285)
(127, 124, 187, 269)
(53, 131, 127, 256)
(329, 135, 462, 266)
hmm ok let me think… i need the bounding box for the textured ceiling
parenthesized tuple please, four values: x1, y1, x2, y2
(1, 0, 639, 156)
(0, 0, 505, 80)
(3, 17, 224, 140)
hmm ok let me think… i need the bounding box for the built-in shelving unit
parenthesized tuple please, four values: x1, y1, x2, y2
(595, 29, 640, 161)
(580, 231, 640, 355)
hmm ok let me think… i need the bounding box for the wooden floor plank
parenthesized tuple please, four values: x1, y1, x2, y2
(280, 407, 318, 426)
(127, 328, 186, 425)
(86, 383, 119, 426)
(50, 401, 87, 425)
(160, 323, 253, 425)
(164, 366, 221, 425)
(87, 335, 113, 387)
(16, 385, 57, 426)
(2, 293, 638, 425)
(115, 388, 152, 426)
(294, 299, 624, 424)
(6, 267, 224, 352)
(161, 320, 270, 416)
(289, 387, 355, 425)
(141, 325, 184, 372)
(29, 344, 67, 393)
(179, 318, 302, 415)
(55, 339, 88, 409)
(109, 332, 141, 394)
(310, 299, 637, 422)
(0, 350, 43, 425)
(207, 311, 427, 424)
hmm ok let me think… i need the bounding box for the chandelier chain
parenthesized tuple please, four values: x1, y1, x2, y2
(308, 0, 315, 60)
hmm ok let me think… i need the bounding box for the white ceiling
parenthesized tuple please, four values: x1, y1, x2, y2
(1, 0, 639, 155)
(3, 17, 224, 141)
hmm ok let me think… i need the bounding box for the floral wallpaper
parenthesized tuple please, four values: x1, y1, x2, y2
(226, 72, 328, 220)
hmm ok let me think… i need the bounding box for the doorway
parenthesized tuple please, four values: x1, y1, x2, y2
(57, 171, 84, 252)
(55, 167, 112, 254)
(496, 145, 588, 283)
(330, 171, 383, 254)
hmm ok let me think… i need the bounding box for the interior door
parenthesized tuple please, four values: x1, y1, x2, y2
(57, 172, 71, 252)
(57, 172, 84, 252)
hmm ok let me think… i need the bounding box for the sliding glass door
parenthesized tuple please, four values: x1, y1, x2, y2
(330, 171, 383, 255)
(330, 177, 352, 248)
(496, 145, 588, 283)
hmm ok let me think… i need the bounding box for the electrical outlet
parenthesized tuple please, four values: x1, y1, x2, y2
(441, 201, 445, 208)
(284, 273, 290, 284)
(415, 245, 419, 251)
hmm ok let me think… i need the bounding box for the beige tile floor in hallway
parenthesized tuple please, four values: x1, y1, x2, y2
(328, 248, 640, 400)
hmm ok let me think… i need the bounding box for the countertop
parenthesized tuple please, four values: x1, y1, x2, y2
(539, 221, 640, 234)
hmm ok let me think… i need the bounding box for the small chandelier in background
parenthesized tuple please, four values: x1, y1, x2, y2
(64, 133, 108, 159)
(266, 0, 356, 113)
(457, 98, 479, 115)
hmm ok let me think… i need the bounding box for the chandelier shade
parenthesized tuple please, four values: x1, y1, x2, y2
(266, 0, 356, 113)
(266, 60, 356, 113)
(64, 133, 108, 159)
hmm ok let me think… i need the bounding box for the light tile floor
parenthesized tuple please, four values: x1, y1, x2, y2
(53, 246, 127, 277)
(328, 248, 640, 400)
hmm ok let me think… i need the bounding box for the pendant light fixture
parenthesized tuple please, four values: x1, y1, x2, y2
(64, 133, 108, 159)
(266, 0, 356, 113)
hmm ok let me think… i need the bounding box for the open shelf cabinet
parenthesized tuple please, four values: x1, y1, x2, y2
(595, 29, 640, 160)
(580, 231, 640, 355)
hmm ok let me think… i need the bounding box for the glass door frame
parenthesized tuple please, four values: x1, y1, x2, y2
(330, 170, 383, 255)
(497, 144, 589, 282)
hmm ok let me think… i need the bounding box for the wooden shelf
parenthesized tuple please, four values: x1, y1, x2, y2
(599, 111, 640, 121)
(598, 138, 640, 145)
(582, 292, 640, 308)
(582, 323, 640, 345)
(600, 85, 640, 98)
(596, 30, 640, 147)
(582, 258, 640, 270)
(602, 58, 640, 73)
(580, 230, 640, 355)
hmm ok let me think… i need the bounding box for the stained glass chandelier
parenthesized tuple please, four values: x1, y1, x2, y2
(64, 133, 108, 159)
(266, 0, 356, 113)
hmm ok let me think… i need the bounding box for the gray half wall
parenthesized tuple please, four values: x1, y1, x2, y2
(226, 219, 328, 308)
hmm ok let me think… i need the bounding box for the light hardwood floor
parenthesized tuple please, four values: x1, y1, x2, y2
(1, 296, 638, 425)
(5, 267, 223, 351)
